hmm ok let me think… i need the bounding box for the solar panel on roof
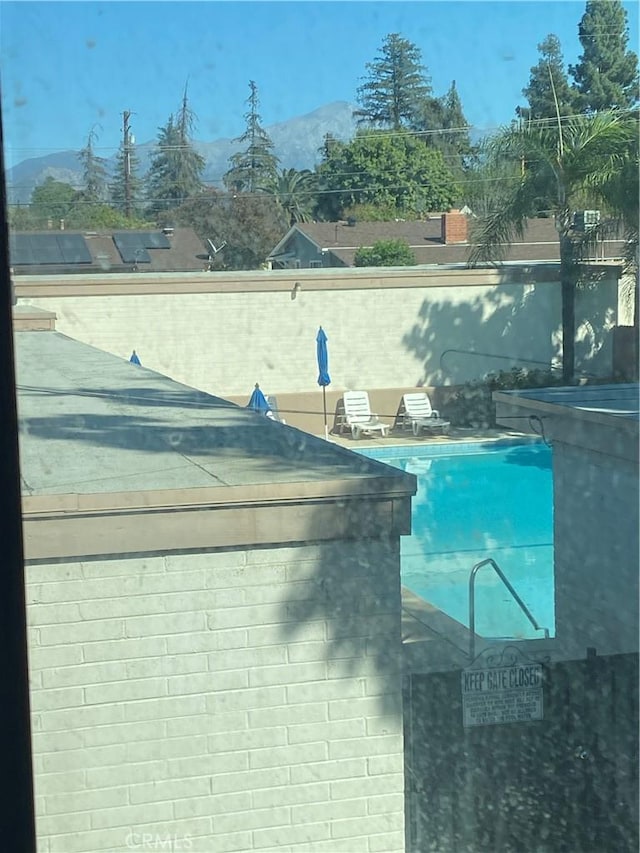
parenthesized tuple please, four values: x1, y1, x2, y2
(32, 234, 64, 264)
(9, 235, 35, 266)
(9, 233, 92, 266)
(57, 234, 92, 264)
(112, 231, 172, 263)
(113, 233, 151, 264)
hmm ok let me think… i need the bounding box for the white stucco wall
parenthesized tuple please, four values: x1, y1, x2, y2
(16, 268, 619, 398)
(27, 539, 405, 853)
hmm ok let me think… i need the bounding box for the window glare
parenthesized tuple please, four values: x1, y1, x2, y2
(1, 3, 638, 852)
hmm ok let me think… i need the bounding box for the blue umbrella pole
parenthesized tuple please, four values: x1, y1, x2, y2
(322, 386, 328, 440)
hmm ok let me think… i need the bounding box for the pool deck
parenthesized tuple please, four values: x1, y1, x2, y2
(320, 426, 528, 450)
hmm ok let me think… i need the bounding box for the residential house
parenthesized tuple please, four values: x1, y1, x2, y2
(9, 227, 208, 275)
(267, 212, 628, 269)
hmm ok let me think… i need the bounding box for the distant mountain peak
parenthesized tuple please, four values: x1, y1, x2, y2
(6, 102, 358, 204)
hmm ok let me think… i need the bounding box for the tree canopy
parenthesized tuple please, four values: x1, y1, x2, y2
(146, 90, 205, 216)
(355, 33, 432, 129)
(469, 110, 636, 382)
(29, 178, 78, 225)
(521, 35, 576, 122)
(315, 129, 458, 220)
(77, 127, 108, 203)
(224, 81, 279, 192)
(257, 168, 317, 225)
(354, 239, 416, 267)
(167, 190, 287, 270)
(570, 0, 639, 112)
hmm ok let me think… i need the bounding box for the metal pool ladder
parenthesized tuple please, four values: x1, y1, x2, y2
(468, 557, 550, 660)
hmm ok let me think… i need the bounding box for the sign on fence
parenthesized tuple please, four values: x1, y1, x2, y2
(462, 662, 543, 727)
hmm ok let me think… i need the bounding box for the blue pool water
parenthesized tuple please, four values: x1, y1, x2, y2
(359, 440, 555, 640)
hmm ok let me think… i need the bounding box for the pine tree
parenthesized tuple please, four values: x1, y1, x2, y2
(355, 33, 432, 129)
(224, 81, 279, 193)
(570, 0, 639, 112)
(430, 81, 475, 180)
(77, 126, 108, 203)
(521, 35, 577, 122)
(146, 87, 205, 216)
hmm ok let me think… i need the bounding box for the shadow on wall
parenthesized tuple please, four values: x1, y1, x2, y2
(274, 535, 403, 721)
(573, 269, 617, 374)
(401, 269, 615, 388)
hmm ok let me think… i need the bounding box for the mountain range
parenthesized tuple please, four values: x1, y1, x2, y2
(6, 101, 358, 205)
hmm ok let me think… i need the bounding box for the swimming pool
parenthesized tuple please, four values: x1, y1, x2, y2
(359, 439, 555, 641)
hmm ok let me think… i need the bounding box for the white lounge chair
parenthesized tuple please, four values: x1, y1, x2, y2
(265, 395, 286, 424)
(341, 391, 390, 439)
(394, 392, 450, 437)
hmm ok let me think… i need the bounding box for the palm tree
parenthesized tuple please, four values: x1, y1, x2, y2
(469, 111, 635, 383)
(257, 168, 317, 225)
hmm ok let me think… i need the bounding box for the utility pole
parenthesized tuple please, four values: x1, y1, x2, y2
(123, 110, 132, 219)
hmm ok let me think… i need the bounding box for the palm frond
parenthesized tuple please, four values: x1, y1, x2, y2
(468, 170, 544, 266)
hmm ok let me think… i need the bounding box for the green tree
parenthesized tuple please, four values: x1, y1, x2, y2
(354, 239, 416, 267)
(315, 129, 458, 220)
(29, 178, 78, 225)
(521, 35, 577, 122)
(469, 111, 635, 383)
(68, 204, 150, 231)
(570, 0, 639, 112)
(146, 88, 205, 216)
(355, 33, 432, 129)
(77, 126, 108, 203)
(224, 81, 279, 192)
(341, 202, 402, 222)
(8, 204, 36, 230)
(257, 168, 316, 224)
(424, 81, 475, 188)
(167, 190, 288, 270)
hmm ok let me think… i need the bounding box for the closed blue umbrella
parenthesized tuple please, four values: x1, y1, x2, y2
(129, 350, 141, 365)
(316, 326, 331, 439)
(247, 383, 272, 415)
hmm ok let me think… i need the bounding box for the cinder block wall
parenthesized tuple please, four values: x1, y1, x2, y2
(16, 268, 618, 399)
(27, 540, 406, 853)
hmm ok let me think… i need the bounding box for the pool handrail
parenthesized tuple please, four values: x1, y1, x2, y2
(468, 557, 550, 660)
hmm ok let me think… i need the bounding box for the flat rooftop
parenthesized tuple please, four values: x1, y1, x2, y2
(495, 383, 640, 424)
(14, 331, 412, 498)
(494, 383, 639, 464)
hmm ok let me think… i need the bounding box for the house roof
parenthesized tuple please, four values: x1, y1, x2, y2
(9, 228, 207, 275)
(272, 218, 627, 266)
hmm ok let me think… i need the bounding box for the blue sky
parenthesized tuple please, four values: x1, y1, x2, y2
(1, 0, 638, 167)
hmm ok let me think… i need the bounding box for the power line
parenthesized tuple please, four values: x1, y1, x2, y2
(6, 107, 637, 157)
(4, 172, 604, 211)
